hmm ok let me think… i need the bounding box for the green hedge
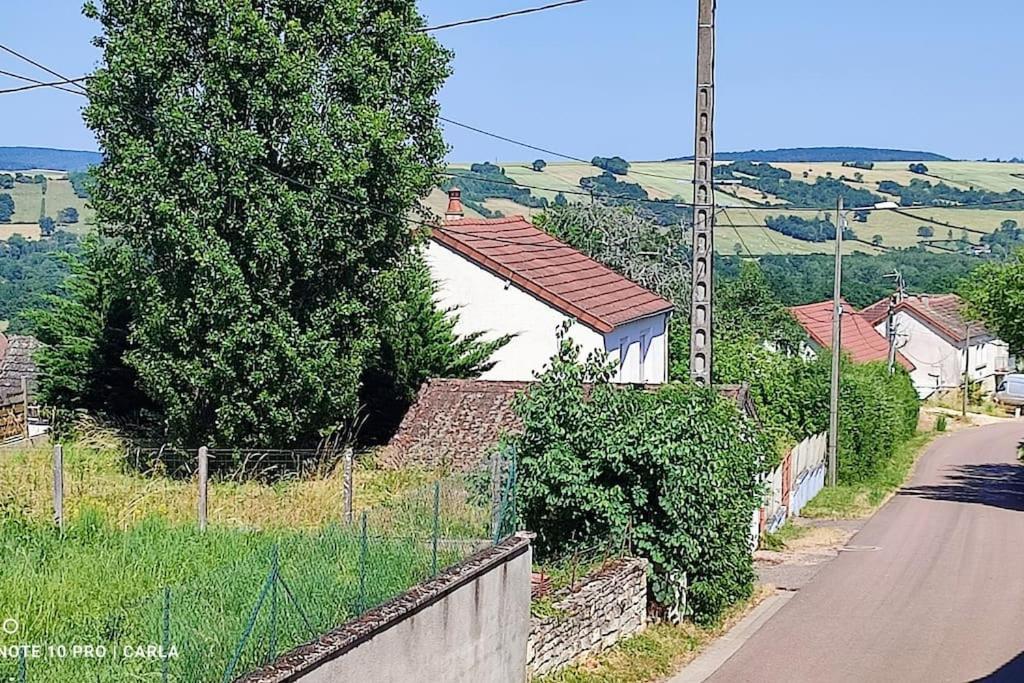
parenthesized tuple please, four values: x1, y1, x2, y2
(509, 331, 770, 624)
(837, 361, 919, 483)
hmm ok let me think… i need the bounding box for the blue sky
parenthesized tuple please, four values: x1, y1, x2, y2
(1, 0, 1021, 161)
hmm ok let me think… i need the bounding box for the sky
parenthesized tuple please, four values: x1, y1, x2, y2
(0, 0, 1021, 161)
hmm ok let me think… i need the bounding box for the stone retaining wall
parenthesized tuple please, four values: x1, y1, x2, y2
(527, 557, 648, 678)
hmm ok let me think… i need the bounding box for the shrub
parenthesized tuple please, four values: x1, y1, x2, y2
(837, 362, 918, 483)
(936, 414, 947, 432)
(510, 330, 769, 623)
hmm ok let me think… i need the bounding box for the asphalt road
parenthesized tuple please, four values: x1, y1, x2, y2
(706, 421, 1024, 683)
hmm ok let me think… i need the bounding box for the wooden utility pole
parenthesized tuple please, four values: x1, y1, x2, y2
(962, 324, 971, 417)
(827, 197, 844, 487)
(689, 0, 716, 385)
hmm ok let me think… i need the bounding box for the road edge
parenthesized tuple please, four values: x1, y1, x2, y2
(666, 590, 794, 683)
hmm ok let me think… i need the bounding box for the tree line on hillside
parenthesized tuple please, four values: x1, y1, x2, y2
(0, 194, 13, 222)
(0, 233, 80, 333)
(715, 249, 981, 309)
(764, 214, 856, 242)
(577, 172, 691, 226)
(591, 155, 630, 175)
(667, 147, 950, 163)
(877, 178, 1024, 209)
(442, 162, 547, 217)
(715, 161, 883, 209)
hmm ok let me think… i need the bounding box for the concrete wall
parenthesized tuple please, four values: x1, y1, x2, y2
(528, 558, 648, 678)
(426, 241, 669, 384)
(241, 534, 532, 683)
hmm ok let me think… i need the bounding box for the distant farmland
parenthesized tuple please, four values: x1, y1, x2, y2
(433, 160, 1024, 256)
(0, 169, 93, 240)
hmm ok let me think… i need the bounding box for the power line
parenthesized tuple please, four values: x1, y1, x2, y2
(419, 0, 590, 32)
(0, 43, 88, 94)
(440, 116, 696, 183)
(0, 76, 88, 95)
(0, 69, 86, 95)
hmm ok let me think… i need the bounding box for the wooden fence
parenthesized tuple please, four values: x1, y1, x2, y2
(0, 388, 28, 442)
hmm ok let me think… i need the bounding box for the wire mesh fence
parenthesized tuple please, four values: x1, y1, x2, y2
(2, 449, 519, 683)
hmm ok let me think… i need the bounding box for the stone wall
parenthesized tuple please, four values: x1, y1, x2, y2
(527, 558, 648, 678)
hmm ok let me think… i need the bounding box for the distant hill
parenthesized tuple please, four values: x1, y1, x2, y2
(667, 147, 952, 163)
(0, 147, 102, 172)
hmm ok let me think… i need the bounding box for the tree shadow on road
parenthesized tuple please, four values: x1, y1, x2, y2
(898, 463, 1024, 513)
(969, 650, 1024, 681)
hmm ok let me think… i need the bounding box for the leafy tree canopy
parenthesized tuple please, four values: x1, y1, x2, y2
(963, 249, 1024, 356)
(79, 0, 452, 447)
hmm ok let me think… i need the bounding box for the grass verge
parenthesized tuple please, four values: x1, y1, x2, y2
(535, 587, 773, 683)
(801, 431, 938, 519)
(759, 521, 811, 551)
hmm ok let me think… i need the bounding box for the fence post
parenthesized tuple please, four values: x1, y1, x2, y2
(489, 449, 502, 542)
(358, 511, 368, 613)
(343, 447, 354, 525)
(17, 647, 25, 683)
(268, 545, 279, 663)
(432, 480, 440, 576)
(198, 446, 209, 532)
(53, 444, 64, 532)
(20, 377, 29, 442)
(161, 587, 171, 683)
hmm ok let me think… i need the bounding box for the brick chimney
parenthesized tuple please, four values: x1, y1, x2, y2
(445, 187, 464, 220)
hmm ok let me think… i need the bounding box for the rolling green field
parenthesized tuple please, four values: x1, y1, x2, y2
(0, 169, 94, 241)
(432, 160, 1024, 256)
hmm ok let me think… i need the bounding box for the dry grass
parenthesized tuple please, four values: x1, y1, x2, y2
(536, 586, 774, 683)
(0, 440, 434, 530)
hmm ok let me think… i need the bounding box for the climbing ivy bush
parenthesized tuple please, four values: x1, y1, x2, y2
(509, 332, 770, 624)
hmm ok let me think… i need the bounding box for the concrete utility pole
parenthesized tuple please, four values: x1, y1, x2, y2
(689, 0, 716, 385)
(886, 295, 897, 374)
(827, 196, 844, 486)
(962, 324, 971, 417)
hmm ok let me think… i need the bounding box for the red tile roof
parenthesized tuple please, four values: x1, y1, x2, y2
(432, 216, 673, 334)
(860, 293, 987, 343)
(790, 300, 914, 370)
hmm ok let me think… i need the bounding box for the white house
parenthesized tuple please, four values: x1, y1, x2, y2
(424, 189, 674, 384)
(860, 293, 1013, 399)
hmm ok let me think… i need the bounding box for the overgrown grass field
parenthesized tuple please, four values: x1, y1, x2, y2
(0, 441, 491, 681)
(0, 511, 451, 682)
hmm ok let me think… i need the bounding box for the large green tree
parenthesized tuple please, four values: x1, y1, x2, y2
(81, 0, 451, 446)
(963, 249, 1024, 356)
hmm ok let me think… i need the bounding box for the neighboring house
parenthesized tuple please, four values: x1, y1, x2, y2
(0, 334, 41, 401)
(789, 299, 914, 370)
(860, 293, 1013, 399)
(426, 189, 674, 384)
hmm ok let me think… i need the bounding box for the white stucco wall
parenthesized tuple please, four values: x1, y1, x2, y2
(426, 241, 669, 383)
(875, 311, 1010, 398)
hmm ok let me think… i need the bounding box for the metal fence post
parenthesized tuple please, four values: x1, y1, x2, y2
(489, 449, 502, 542)
(53, 444, 64, 532)
(358, 511, 368, 613)
(161, 587, 171, 683)
(343, 447, 354, 525)
(198, 446, 209, 532)
(432, 481, 440, 576)
(268, 545, 279, 663)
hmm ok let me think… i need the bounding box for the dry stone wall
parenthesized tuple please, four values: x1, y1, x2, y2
(527, 557, 648, 678)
